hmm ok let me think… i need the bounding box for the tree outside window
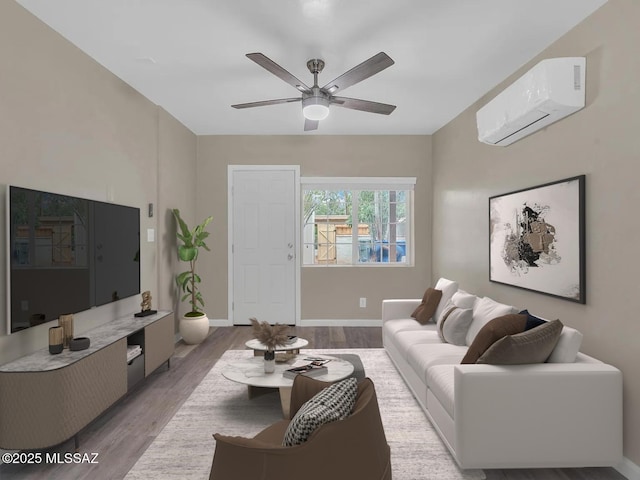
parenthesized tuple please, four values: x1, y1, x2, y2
(302, 178, 414, 266)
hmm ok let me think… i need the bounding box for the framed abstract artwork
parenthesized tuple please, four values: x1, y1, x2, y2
(489, 175, 585, 303)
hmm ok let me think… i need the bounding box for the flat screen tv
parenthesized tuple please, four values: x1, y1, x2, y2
(6, 186, 141, 334)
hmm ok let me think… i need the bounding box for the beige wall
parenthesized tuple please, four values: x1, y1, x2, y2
(432, 0, 640, 465)
(0, 1, 196, 364)
(157, 109, 198, 326)
(196, 135, 432, 321)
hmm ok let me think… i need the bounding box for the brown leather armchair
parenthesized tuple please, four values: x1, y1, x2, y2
(209, 375, 392, 480)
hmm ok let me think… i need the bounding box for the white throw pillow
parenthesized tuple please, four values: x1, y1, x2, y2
(433, 278, 459, 324)
(547, 326, 583, 363)
(466, 296, 517, 346)
(451, 290, 477, 310)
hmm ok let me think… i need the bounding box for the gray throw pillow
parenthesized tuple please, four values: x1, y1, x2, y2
(477, 319, 563, 365)
(283, 377, 358, 446)
(437, 301, 473, 346)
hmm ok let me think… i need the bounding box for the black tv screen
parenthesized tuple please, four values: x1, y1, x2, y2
(7, 186, 140, 334)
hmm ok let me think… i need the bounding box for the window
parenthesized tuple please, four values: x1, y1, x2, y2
(301, 177, 416, 266)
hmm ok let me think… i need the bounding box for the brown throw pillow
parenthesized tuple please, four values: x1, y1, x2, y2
(477, 319, 563, 365)
(461, 313, 527, 364)
(411, 288, 443, 325)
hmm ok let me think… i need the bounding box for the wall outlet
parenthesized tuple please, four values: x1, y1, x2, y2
(359, 297, 367, 308)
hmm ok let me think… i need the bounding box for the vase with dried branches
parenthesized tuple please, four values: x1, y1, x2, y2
(250, 318, 290, 373)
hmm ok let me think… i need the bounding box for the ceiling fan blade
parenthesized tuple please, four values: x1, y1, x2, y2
(246, 53, 311, 93)
(232, 98, 301, 109)
(304, 118, 319, 131)
(331, 96, 396, 115)
(321, 52, 394, 94)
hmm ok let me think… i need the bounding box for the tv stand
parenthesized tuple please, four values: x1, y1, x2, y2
(0, 310, 174, 451)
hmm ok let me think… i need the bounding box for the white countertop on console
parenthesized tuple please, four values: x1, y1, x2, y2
(0, 310, 172, 373)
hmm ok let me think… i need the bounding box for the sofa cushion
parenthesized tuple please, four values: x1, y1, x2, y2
(433, 278, 459, 326)
(382, 318, 430, 339)
(407, 343, 467, 383)
(436, 302, 473, 346)
(283, 377, 358, 446)
(426, 365, 456, 418)
(466, 296, 517, 346)
(393, 329, 443, 360)
(547, 326, 583, 363)
(411, 288, 443, 324)
(461, 313, 527, 364)
(477, 319, 563, 365)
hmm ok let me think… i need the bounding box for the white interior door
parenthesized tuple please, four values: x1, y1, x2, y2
(229, 166, 299, 325)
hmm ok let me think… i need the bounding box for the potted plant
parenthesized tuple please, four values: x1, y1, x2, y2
(173, 208, 213, 344)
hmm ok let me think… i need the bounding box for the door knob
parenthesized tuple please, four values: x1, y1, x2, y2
(288, 243, 293, 248)
(288, 253, 294, 260)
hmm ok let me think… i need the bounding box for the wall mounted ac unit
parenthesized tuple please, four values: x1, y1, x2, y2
(476, 57, 586, 146)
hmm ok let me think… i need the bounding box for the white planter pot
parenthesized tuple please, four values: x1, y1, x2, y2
(179, 313, 209, 345)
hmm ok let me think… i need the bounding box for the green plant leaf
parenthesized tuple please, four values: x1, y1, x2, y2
(178, 245, 197, 262)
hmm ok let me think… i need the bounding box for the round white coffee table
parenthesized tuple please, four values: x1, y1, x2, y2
(221, 354, 354, 416)
(245, 337, 309, 352)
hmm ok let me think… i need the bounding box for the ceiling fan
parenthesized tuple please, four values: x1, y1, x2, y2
(231, 52, 396, 131)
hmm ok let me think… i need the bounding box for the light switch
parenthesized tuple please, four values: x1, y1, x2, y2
(147, 228, 155, 242)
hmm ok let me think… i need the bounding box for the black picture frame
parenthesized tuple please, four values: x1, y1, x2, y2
(489, 175, 585, 304)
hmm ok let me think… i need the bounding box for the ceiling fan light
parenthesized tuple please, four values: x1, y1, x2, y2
(302, 96, 330, 121)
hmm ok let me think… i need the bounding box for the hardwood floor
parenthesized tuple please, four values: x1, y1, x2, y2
(0, 326, 626, 480)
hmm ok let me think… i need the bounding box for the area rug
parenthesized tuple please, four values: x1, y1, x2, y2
(125, 348, 485, 480)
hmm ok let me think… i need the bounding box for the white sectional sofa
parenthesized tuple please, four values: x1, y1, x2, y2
(382, 278, 623, 470)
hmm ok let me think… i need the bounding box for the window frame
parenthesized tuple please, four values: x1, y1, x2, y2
(301, 177, 416, 267)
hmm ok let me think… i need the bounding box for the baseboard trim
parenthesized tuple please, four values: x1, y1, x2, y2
(298, 319, 382, 327)
(615, 456, 640, 479)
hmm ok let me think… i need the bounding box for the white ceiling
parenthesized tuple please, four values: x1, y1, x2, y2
(16, 0, 607, 135)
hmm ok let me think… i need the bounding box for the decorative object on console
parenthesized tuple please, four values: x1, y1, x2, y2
(69, 337, 91, 351)
(489, 175, 585, 303)
(250, 317, 290, 373)
(58, 314, 74, 349)
(134, 290, 157, 317)
(172, 208, 213, 345)
(48, 326, 64, 354)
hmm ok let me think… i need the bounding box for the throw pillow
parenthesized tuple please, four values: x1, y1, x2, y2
(411, 288, 443, 324)
(436, 301, 473, 346)
(519, 309, 547, 330)
(283, 377, 358, 447)
(450, 290, 477, 309)
(477, 319, 563, 365)
(547, 326, 583, 363)
(432, 278, 459, 326)
(461, 313, 527, 364)
(465, 296, 517, 346)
